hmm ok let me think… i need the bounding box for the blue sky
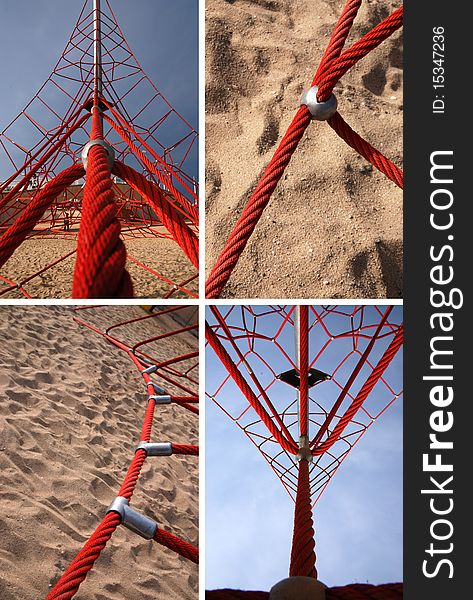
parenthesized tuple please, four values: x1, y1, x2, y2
(0, 0, 198, 181)
(206, 306, 403, 591)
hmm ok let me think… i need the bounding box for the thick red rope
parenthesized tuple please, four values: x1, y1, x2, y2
(314, 0, 362, 80)
(289, 459, 317, 578)
(154, 528, 199, 564)
(315, 7, 404, 101)
(172, 443, 199, 455)
(205, 3, 403, 298)
(103, 111, 199, 225)
(205, 106, 312, 298)
(327, 112, 403, 187)
(46, 512, 121, 600)
(205, 583, 403, 600)
(113, 161, 199, 268)
(72, 108, 132, 298)
(0, 164, 84, 268)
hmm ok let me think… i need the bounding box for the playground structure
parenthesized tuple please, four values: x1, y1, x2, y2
(205, 0, 403, 298)
(39, 305, 199, 599)
(0, 0, 198, 298)
(206, 305, 403, 598)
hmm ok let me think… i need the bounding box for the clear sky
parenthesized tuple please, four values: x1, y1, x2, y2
(206, 305, 403, 591)
(0, 0, 198, 180)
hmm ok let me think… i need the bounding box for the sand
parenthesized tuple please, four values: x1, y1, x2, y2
(205, 0, 403, 299)
(0, 235, 198, 299)
(0, 305, 198, 600)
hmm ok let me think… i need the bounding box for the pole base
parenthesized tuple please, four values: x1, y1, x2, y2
(269, 577, 326, 600)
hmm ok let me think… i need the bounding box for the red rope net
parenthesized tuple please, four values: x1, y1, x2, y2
(0, 1, 198, 299)
(46, 305, 199, 599)
(206, 305, 403, 595)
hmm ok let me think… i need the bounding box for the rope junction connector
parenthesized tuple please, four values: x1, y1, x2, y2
(270, 577, 326, 600)
(297, 435, 313, 463)
(107, 496, 157, 540)
(142, 365, 158, 375)
(150, 394, 172, 405)
(135, 441, 173, 456)
(81, 139, 115, 169)
(148, 382, 167, 395)
(300, 85, 337, 121)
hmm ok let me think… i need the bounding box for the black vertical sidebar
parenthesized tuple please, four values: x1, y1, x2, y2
(405, 1, 468, 600)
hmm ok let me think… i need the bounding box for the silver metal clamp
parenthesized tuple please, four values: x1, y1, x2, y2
(300, 85, 337, 121)
(149, 394, 172, 405)
(81, 139, 115, 170)
(296, 435, 313, 463)
(142, 365, 158, 375)
(135, 441, 173, 456)
(107, 496, 157, 540)
(148, 382, 167, 395)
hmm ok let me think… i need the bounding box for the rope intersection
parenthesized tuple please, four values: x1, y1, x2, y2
(206, 0, 403, 298)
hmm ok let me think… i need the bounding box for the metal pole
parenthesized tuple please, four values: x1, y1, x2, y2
(295, 306, 311, 461)
(93, 0, 103, 101)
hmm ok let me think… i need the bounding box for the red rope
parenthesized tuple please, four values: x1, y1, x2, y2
(206, 322, 298, 454)
(315, 8, 404, 101)
(113, 161, 199, 268)
(205, 3, 403, 298)
(154, 528, 199, 563)
(72, 109, 132, 298)
(104, 111, 199, 225)
(327, 113, 403, 187)
(172, 443, 199, 455)
(0, 164, 84, 268)
(289, 459, 317, 578)
(205, 106, 312, 298)
(205, 583, 403, 600)
(314, 0, 362, 80)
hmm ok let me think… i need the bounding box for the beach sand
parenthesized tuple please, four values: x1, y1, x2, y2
(205, 0, 403, 298)
(0, 235, 198, 299)
(0, 305, 198, 599)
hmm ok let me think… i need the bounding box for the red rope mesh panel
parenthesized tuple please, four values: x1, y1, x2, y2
(0, 0, 198, 299)
(206, 305, 403, 505)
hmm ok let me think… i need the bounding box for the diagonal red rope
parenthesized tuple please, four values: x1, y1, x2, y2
(0, 164, 84, 268)
(154, 528, 199, 563)
(327, 112, 403, 187)
(315, 7, 404, 101)
(113, 160, 199, 268)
